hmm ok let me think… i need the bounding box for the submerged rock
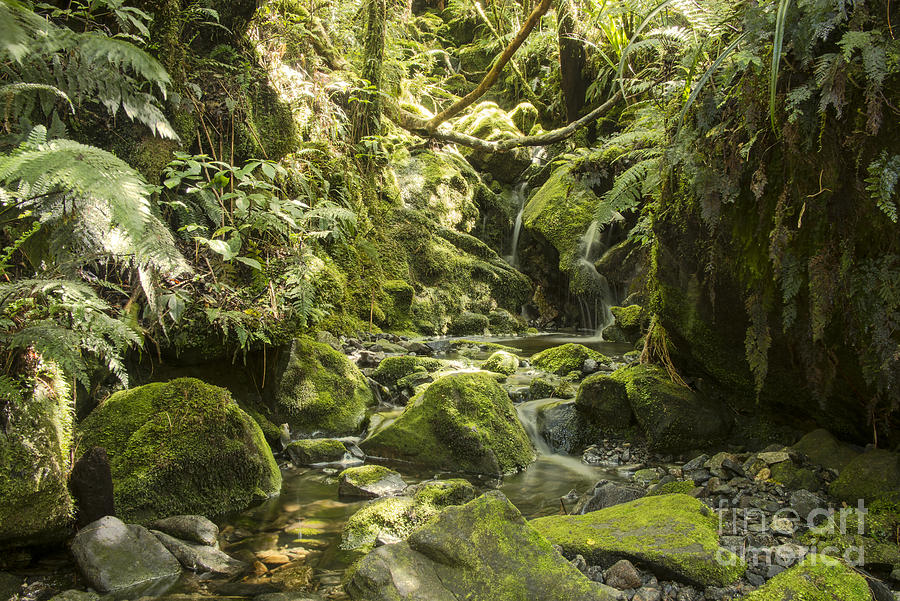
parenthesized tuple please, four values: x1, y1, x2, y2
(71, 516, 181, 593)
(481, 350, 520, 376)
(269, 337, 375, 436)
(78, 378, 281, 523)
(532, 343, 611, 376)
(360, 372, 535, 475)
(338, 465, 407, 499)
(344, 491, 619, 601)
(531, 493, 746, 587)
(738, 557, 869, 601)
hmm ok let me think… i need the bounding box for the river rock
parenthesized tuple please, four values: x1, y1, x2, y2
(531, 344, 611, 376)
(370, 356, 445, 387)
(148, 515, 219, 547)
(69, 447, 115, 529)
(531, 494, 746, 587)
(481, 351, 519, 376)
(287, 439, 355, 466)
(344, 491, 620, 601)
(77, 379, 281, 523)
(360, 372, 535, 475)
(575, 374, 634, 431)
(791, 429, 860, 473)
(338, 465, 407, 499)
(830, 449, 900, 503)
(574, 481, 646, 514)
(737, 557, 870, 601)
(605, 559, 642, 589)
(71, 516, 181, 593)
(153, 530, 246, 575)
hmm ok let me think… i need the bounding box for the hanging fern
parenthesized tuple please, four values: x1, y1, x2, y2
(865, 152, 900, 223)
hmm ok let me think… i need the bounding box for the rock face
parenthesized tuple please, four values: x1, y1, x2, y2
(269, 337, 375, 436)
(531, 493, 746, 587)
(69, 447, 115, 529)
(611, 365, 731, 453)
(575, 374, 634, 431)
(481, 351, 520, 376)
(360, 372, 535, 475)
(0, 372, 73, 548)
(78, 378, 281, 523)
(829, 449, 900, 503)
(531, 343, 610, 376)
(338, 465, 407, 499)
(738, 557, 870, 601)
(345, 491, 618, 601)
(71, 516, 181, 593)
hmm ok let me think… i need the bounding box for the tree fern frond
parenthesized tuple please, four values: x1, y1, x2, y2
(599, 157, 662, 222)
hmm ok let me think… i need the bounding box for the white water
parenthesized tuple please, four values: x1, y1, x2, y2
(574, 216, 625, 335)
(506, 182, 529, 268)
(515, 398, 603, 481)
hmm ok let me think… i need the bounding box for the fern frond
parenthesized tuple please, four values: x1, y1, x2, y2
(599, 157, 662, 222)
(866, 152, 900, 223)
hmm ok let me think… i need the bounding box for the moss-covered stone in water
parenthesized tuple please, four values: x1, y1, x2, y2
(269, 337, 375, 436)
(610, 364, 730, 453)
(370, 356, 444, 387)
(345, 491, 619, 601)
(531, 493, 746, 587)
(482, 351, 520, 376)
(531, 343, 610, 376)
(739, 556, 869, 601)
(286, 439, 348, 465)
(360, 372, 536, 476)
(575, 373, 633, 430)
(0, 370, 73, 548)
(411, 478, 476, 508)
(769, 461, 821, 492)
(339, 465, 407, 499)
(602, 305, 649, 343)
(792, 429, 860, 473)
(78, 378, 281, 523)
(830, 449, 900, 504)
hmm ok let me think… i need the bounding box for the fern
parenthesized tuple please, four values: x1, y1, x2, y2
(0, 375, 24, 403)
(866, 152, 900, 223)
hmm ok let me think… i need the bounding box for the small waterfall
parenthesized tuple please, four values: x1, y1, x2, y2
(506, 182, 529, 268)
(515, 398, 601, 479)
(573, 215, 624, 335)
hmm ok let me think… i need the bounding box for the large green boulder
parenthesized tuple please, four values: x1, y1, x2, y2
(531, 493, 746, 587)
(360, 372, 535, 475)
(531, 343, 610, 376)
(611, 364, 731, 453)
(481, 351, 519, 376)
(370, 356, 444, 387)
(269, 337, 375, 436)
(601, 305, 649, 344)
(345, 491, 619, 601)
(0, 370, 73, 548)
(575, 373, 634, 430)
(738, 557, 869, 601)
(78, 378, 281, 523)
(830, 449, 900, 503)
(392, 147, 480, 230)
(792, 429, 860, 472)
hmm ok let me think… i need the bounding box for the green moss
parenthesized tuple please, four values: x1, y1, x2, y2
(411, 478, 476, 508)
(829, 449, 900, 503)
(649, 480, 697, 496)
(739, 557, 870, 601)
(448, 311, 490, 336)
(0, 369, 73, 547)
(509, 102, 540, 135)
(769, 461, 821, 491)
(531, 493, 746, 587)
(531, 344, 610, 376)
(482, 351, 520, 376)
(270, 336, 375, 436)
(449, 339, 522, 355)
(286, 439, 347, 465)
(792, 429, 860, 472)
(78, 378, 281, 523)
(574, 373, 633, 430)
(370, 356, 445, 387)
(360, 372, 536, 475)
(339, 465, 398, 488)
(611, 305, 646, 329)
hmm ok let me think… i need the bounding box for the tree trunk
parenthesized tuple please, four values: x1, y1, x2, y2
(351, 0, 387, 145)
(557, 0, 586, 123)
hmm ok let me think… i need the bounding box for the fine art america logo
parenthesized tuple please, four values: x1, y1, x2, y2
(714, 500, 867, 567)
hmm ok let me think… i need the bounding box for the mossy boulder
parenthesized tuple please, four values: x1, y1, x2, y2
(769, 461, 821, 491)
(531, 493, 746, 587)
(482, 351, 520, 376)
(488, 308, 522, 334)
(454, 102, 531, 181)
(392, 147, 480, 230)
(370, 356, 444, 387)
(360, 372, 536, 475)
(531, 343, 610, 376)
(610, 364, 731, 453)
(601, 305, 649, 344)
(338, 465, 407, 499)
(345, 491, 619, 601)
(0, 371, 73, 548)
(575, 373, 634, 430)
(509, 102, 540, 135)
(739, 557, 869, 601)
(649, 480, 697, 496)
(830, 449, 900, 503)
(792, 429, 860, 472)
(340, 479, 475, 553)
(448, 311, 490, 336)
(286, 439, 350, 466)
(78, 378, 281, 523)
(269, 337, 375, 436)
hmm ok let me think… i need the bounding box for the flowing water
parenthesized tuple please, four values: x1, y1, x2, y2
(505, 182, 529, 268)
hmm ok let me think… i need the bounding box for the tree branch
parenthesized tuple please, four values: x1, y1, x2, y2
(425, 0, 552, 131)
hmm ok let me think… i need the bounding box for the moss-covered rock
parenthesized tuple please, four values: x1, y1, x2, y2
(482, 351, 520, 376)
(792, 429, 860, 473)
(488, 308, 522, 334)
(340, 479, 475, 553)
(610, 364, 731, 453)
(769, 461, 821, 491)
(448, 311, 490, 336)
(286, 439, 349, 466)
(453, 102, 531, 181)
(739, 557, 869, 601)
(0, 371, 73, 548)
(360, 372, 536, 475)
(345, 491, 619, 601)
(602, 305, 649, 344)
(370, 356, 444, 387)
(269, 337, 375, 436)
(509, 102, 540, 136)
(830, 450, 900, 503)
(392, 147, 480, 230)
(575, 373, 634, 430)
(338, 465, 407, 499)
(649, 480, 697, 496)
(531, 343, 610, 376)
(78, 378, 281, 523)
(531, 493, 746, 587)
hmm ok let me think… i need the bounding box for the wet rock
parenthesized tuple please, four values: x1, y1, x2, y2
(573, 481, 646, 514)
(605, 559, 642, 589)
(153, 530, 246, 575)
(531, 494, 746, 587)
(683, 455, 709, 472)
(286, 439, 355, 466)
(338, 465, 407, 499)
(744, 557, 870, 601)
(789, 490, 824, 523)
(575, 374, 633, 431)
(148, 516, 219, 547)
(69, 447, 115, 529)
(345, 491, 619, 601)
(792, 429, 860, 473)
(71, 516, 181, 593)
(830, 449, 900, 504)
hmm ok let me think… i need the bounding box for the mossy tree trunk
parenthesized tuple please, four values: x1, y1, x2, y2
(556, 0, 586, 123)
(351, 0, 388, 146)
